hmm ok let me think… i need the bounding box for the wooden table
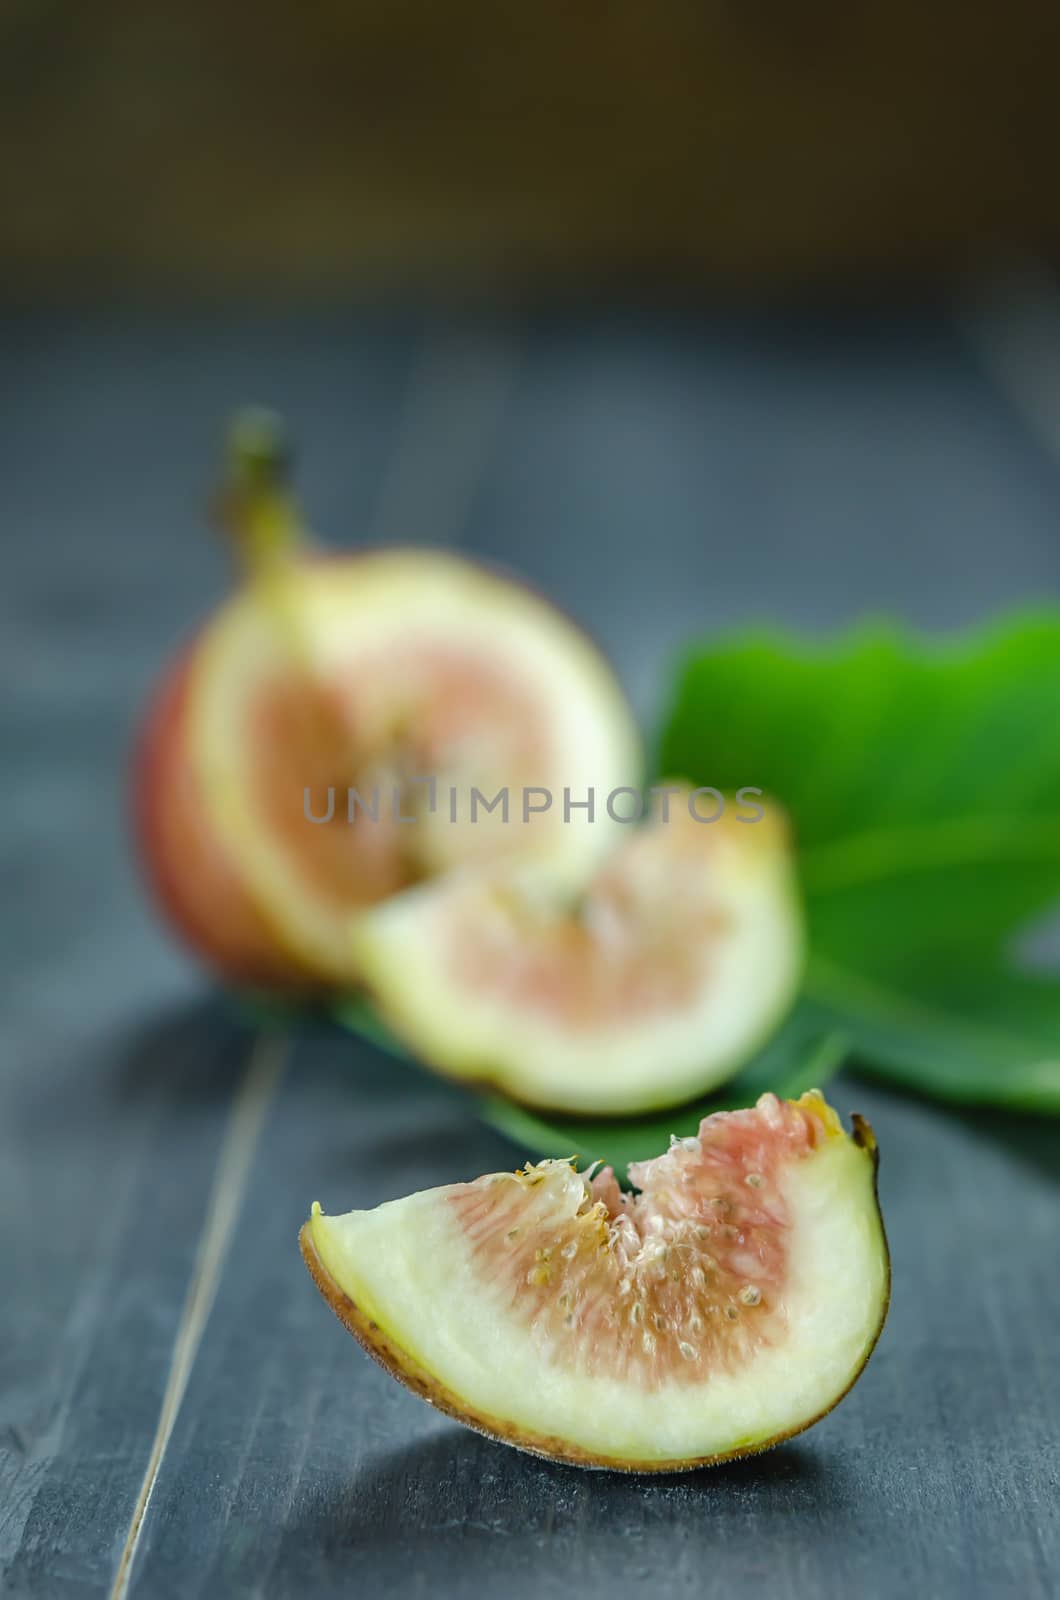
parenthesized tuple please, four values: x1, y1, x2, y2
(3, 295, 1059, 1598)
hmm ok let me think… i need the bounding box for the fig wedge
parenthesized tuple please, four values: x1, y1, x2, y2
(350, 791, 803, 1112)
(301, 1091, 888, 1472)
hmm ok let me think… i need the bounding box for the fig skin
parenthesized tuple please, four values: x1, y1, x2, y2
(133, 641, 319, 990)
(299, 1113, 889, 1473)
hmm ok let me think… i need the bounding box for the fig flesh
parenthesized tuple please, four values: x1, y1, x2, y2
(301, 1091, 888, 1471)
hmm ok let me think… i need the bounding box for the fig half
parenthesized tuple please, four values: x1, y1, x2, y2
(301, 1091, 888, 1472)
(350, 791, 803, 1112)
(189, 553, 640, 980)
(134, 413, 641, 989)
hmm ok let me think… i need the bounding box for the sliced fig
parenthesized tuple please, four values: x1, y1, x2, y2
(301, 1091, 889, 1471)
(157, 550, 641, 984)
(350, 791, 803, 1113)
(134, 414, 642, 989)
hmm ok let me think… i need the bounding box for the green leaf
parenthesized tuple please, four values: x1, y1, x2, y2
(805, 955, 1060, 1112)
(659, 613, 1060, 1112)
(480, 1005, 847, 1180)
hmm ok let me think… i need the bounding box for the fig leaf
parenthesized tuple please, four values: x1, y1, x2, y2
(659, 612, 1060, 1113)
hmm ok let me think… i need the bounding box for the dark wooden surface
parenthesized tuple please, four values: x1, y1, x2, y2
(2, 295, 1059, 1598)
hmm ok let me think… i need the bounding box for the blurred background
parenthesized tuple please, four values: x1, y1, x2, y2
(4, 0, 1060, 296)
(3, 7, 1060, 1598)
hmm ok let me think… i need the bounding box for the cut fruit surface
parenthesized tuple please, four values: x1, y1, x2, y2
(350, 792, 804, 1112)
(141, 549, 640, 985)
(301, 1091, 888, 1471)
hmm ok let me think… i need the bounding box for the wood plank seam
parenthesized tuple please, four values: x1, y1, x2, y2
(108, 1030, 288, 1600)
(956, 258, 1060, 469)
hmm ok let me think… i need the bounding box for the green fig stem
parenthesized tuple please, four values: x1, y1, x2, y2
(215, 407, 319, 673)
(218, 407, 305, 575)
